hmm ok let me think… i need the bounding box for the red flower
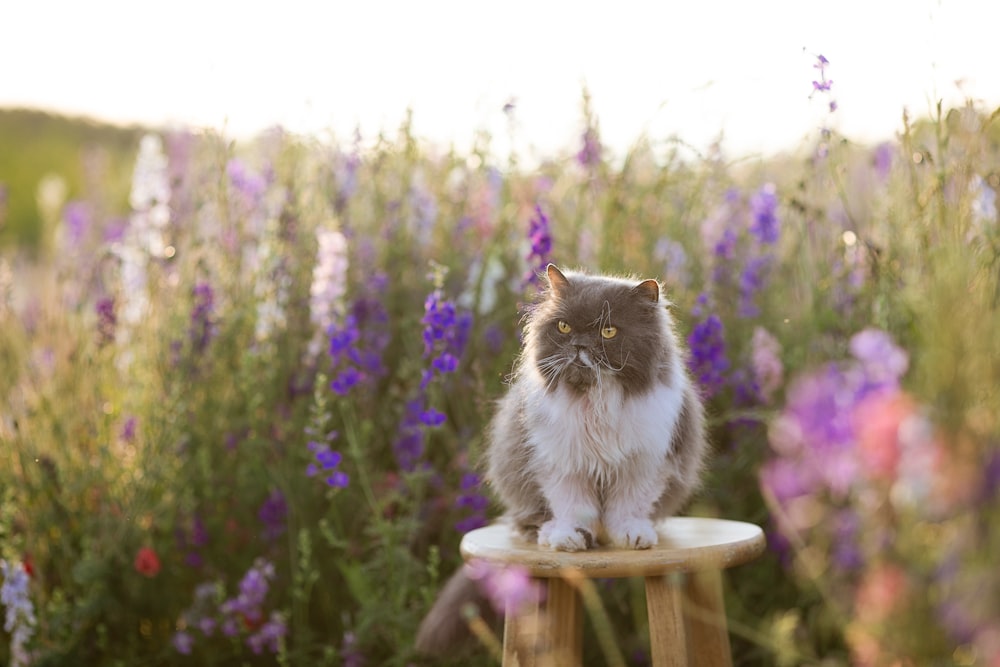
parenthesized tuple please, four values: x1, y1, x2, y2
(22, 554, 34, 577)
(134, 547, 161, 577)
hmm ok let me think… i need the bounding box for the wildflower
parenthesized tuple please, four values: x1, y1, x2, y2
(872, 142, 895, 180)
(247, 611, 287, 655)
(172, 630, 194, 655)
(306, 440, 349, 488)
(189, 282, 217, 354)
(134, 547, 161, 577)
(750, 326, 784, 403)
(738, 255, 772, 318)
(128, 134, 171, 258)
(226, 158, 268, 203)
(341, 631, 365, 667)
(120, 415, 137, 442)
(96, 296, 116, 345)
(309, 228, 349, 358)
(454, 472, 489, 533)
(220, 558, 274, 629)
(748, 183, 780, 245)
(466, 559, 541, 614)
(257, 490, 287, 541)
(687, 305, 729, 399)
(849, 328, 908, 391)
(523, 205, 553, 289)
(63, 200, 91, 245)
(1, 559, 36, 667)
(577, 126, 602, 168)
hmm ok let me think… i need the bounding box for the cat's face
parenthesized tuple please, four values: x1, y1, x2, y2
(525, 265, 672, 396)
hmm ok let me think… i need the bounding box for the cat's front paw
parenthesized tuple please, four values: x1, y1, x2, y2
(608, 518, 658, 549)
(538, 519, 596, 551)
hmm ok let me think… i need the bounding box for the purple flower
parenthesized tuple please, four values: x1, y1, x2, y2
(189, 282, 216, 354)
(738, 254, 773, 318)
(577, 126, 602, 168)
(687, 311, 729, 399)
(873, 142, 894, 180)
(120, 416, 137, 442)
(226, 158, 268, 202)
(523, 205, 553, 288)
(455, 472, 489, 533)
(63, 200, 91, 245)
(96, 296, 116, 345)
(172, 631, 194, 655)
(257, 490, 287, 541)
(849, 328, 908, 390)
(306, 439, 349, 488)
(748, 184, 780, 245)
(247, 612, 287, 655)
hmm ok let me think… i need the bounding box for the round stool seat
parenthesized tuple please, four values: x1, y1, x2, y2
(460, 517, 765, 578)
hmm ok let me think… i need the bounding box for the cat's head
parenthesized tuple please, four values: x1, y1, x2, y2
(523, 264, 675, 396)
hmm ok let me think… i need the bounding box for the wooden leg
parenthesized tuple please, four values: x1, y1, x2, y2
(546, 577, 582, 666)
(503, 586, 541, 667)
(502, 577, 581, 667)
(683, 569, 732, 667)
(646, 574, 688, 667)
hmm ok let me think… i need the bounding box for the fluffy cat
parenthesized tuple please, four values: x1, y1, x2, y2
(415, 264, 708, 654)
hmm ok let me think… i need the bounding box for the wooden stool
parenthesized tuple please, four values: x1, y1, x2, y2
(460, 517, 765, 667)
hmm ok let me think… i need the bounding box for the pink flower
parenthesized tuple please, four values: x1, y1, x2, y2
(466, 559, 542, 614)
(855, 563, 908, 624)
(750, 326, 784, 402)
(853, 392, 915, 482)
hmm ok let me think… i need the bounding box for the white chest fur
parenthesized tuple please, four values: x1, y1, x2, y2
(524, 364, 687, 482)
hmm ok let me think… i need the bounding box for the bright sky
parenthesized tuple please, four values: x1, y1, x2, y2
(3, 0, 996, 160)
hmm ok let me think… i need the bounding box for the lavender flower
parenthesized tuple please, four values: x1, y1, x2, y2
(1, 559, 36, 667)
(523, 205, 553, 289)
(63, 200, 91, 246)
(257, 490, 287, 541)
(96, 296, 116, 345)
(247, 611, 287, 655)
(189, 282, 216, 354)
(748, 184, 779, 245)
(306, 439, 349, 488)
(172, 630, 194, 655)
(738, 254, 773, 318)
(466, 559, 542, 614)
(687, 302, 729, 399)
(454, 471, 489, 533)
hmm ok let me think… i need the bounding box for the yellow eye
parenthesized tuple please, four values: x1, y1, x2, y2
(557, 320, 571, 334)
(601, 326, 618, 339)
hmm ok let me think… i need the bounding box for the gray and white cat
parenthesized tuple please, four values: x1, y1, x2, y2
(416, 264, 708, 653)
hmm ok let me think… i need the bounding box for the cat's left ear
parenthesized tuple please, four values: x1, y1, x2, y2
(632, 279, 661, 303)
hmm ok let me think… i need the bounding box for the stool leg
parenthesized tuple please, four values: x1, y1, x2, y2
(546, 577, 582, 666)
(502, 577, 582, 667)
(683, 569, 732, 667)
(503, 587, 541, 667)
(645, 574, 688, 667)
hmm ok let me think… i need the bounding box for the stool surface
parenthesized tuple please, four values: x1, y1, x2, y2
(460, 517, 765, 578)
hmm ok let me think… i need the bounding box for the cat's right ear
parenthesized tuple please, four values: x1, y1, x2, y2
(546, 264, 570, 297)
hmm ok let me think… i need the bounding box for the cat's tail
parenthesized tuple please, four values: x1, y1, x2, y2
(415, 565, 498, 657)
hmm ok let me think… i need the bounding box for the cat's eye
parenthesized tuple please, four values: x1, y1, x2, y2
(557, 320, 572, 334)
(601, 325, 618, 339)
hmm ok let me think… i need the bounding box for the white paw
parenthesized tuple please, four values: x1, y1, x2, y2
(538, 519, 596, 551)
(608, 518, 658, 549)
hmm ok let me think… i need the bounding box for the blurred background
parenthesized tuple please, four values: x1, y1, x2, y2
(4, 0, 998, 158)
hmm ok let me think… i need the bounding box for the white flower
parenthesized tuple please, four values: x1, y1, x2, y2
(308, 228, 349, 357)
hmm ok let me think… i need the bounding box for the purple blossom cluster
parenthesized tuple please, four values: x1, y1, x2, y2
(522, 205, 553, 289)
(1, 559, 36, 667)
(189, 282, 217, 354)
(686, 297, 729, 399)
(454, 471, 489, 533)
(760, 329, 915, 561)
(172, 559, 287, 657)
(257, 490, 287, 542)
(175, 514, 209, 568)
(328, 275, 391, 396)
(306, 435, 349, 488)
(393, 287, 471, 471)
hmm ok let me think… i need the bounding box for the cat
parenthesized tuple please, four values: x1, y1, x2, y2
(415, 264, 708, 655)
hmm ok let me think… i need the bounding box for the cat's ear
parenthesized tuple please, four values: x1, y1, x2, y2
(546, 264, 570, 297)
(632, 279, 660, 303)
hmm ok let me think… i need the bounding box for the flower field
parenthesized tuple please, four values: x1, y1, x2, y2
(2, 67, 1000, 665)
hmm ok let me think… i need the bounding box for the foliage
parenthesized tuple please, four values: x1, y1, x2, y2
(1, 79, 999, 666)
